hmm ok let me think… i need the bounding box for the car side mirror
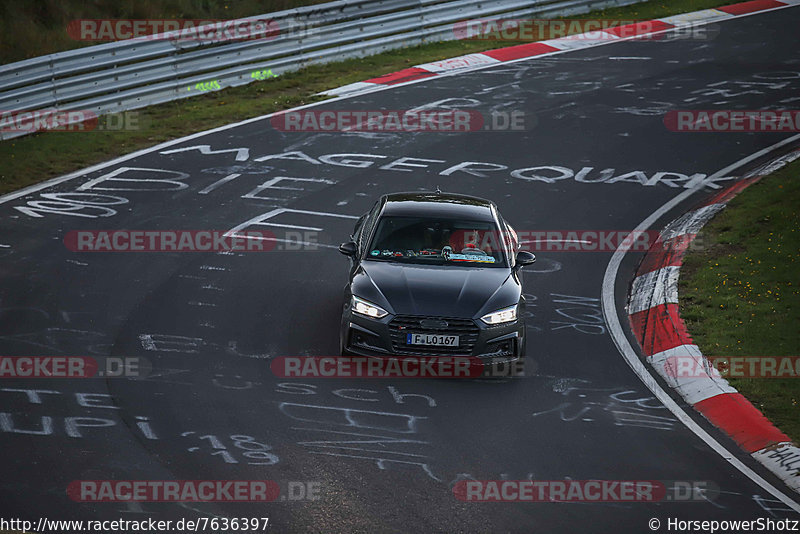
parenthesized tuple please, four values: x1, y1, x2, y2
(514, 251, 536, 270)
(339, 241, 358, 256)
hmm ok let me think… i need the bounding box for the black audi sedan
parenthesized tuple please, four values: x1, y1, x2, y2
(338, 191, 535, 364)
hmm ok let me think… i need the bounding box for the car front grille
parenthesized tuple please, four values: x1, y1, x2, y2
(388, 315, 479, 355)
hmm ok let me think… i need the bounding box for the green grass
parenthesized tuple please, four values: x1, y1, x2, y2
(679, 160, 800, 443)
(1, 0, 734, 196)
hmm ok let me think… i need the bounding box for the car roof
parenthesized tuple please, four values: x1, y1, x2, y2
(379, 192, 497, 222)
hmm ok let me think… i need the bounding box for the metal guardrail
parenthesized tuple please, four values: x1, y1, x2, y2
(0, 0, 640, 140)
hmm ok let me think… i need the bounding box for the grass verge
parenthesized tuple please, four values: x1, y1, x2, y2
(679, 159, 800, 443)
(1, 0, 733, 196)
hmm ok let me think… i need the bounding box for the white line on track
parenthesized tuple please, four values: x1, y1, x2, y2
(601, 133, 800, 512)
(1, 3, 796, 208)
(318, 4, 800, 99)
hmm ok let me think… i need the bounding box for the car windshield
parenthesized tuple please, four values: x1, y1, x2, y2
(366, 216, 508, 267)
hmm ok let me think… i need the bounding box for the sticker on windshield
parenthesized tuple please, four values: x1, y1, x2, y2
(448, 253, 496, 263)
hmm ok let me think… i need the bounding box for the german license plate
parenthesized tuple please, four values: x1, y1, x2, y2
(406, 333, 459, 346)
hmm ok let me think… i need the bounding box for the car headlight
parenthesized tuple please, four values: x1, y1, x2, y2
(351, 295, 389, 319)
(480, 304, 517, 325)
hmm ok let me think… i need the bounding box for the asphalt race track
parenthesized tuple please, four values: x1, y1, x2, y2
(2, 7, 800, 533)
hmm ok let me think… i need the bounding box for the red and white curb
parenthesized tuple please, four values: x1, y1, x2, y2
(627, 149, 800, 493)
(322, 0, 799, 98)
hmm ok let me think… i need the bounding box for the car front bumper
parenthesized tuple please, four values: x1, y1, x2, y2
(341, 309, 525, 364)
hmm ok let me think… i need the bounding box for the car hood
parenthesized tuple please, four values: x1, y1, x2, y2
(353, 260, 518, 318)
